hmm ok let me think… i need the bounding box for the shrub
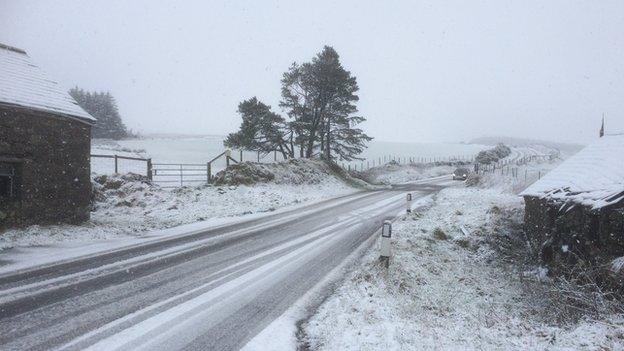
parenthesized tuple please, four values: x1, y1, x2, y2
(475, 143, 511, 165)
(433, 227, 449, 240)
(213, 162, 275, 185)
(465, 173, 481, 187)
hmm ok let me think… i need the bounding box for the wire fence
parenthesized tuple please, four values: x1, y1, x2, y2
(91, 149, 558, 188)
(476, 163, 547, 181)
(473, 153, 561, 192)
(339, 155, 476, 172)
(92, 152, 480, 183)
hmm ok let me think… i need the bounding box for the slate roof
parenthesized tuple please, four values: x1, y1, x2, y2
(0, 43, 95, 123)
(521, 134, 624, 209)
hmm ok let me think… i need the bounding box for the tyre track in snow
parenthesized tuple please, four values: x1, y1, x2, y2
(0, 179, 449, 351)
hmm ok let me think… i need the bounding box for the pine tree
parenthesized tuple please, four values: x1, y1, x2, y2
(69, 88, 130, 139)
(224, 97, 293, 158)
(280, 46, 371, 161)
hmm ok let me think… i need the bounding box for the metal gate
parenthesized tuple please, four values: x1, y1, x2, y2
(151, 163, 210, 188)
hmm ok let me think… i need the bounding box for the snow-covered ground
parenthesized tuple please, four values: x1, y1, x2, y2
(91, 137, 488, 176)
(359, 144, 563, 186)
(0, 160, 358, 251)
(504, 145, 552, 163)
(300, 185, 624, 350)
(361, 163, 456, 185)
(475, 157, 565, 194)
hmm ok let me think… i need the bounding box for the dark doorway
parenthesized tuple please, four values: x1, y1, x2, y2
(0, 162, 17, 199)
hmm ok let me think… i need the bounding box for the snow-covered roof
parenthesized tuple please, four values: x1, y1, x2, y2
(521, 134, 624, 209)
(0, 43, 95, 123)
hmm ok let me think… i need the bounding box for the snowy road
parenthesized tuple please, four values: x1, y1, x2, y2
(0, 179, 451, 351)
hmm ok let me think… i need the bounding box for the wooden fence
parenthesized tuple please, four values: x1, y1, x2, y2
(92, 149, 557, 187)
(90, 154, 153, 180)
(91, 150, 242, 187)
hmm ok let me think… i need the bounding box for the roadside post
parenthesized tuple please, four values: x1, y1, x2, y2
(225, 149, 232, 167)
(147, 158, 153, 181)
(379, 220, 392, 268)
(406, 193, 412, 213)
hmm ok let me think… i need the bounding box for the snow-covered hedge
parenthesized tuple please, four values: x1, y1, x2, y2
(213, 159, 339, 185)
(475, 143, 512, 164)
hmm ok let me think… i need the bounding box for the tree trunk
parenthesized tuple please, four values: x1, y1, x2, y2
(278, 144, 288, 160)
(326, 116, 331, 160)
(289, 132, 295, 158)
(305, 107, 324, 158)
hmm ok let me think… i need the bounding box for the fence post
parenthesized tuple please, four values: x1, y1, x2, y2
(147, 158, 153, 181)
(114, 155, 118, 174)
(240, 150, 243, 162)
(207, 162, 211, 183)
(274, 150, 277, 161)
(257, 151, 260, 162)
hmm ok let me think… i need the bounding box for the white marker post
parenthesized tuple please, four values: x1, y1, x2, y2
(406, 193, 412, 213)
(379, 220, 392, 268)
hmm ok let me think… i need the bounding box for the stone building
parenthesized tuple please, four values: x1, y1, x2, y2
(521, 135, 624, 267)
(0, 43, 96, 227)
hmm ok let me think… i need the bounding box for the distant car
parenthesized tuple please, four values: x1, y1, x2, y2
(452, 167, 469, 181)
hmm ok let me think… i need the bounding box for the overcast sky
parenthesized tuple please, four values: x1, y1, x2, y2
(2, 0, 623, 144)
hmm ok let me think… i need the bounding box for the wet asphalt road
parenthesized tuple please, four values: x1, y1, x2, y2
(0, 180, 449, 351)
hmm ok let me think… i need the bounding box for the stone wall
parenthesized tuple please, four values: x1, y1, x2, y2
(0, 106, 92, 227)
(524, 195, 624, 266)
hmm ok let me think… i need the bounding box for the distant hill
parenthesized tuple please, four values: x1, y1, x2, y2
(469, 136, 584, 155)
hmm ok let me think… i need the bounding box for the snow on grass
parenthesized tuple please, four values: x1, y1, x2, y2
(472, 156, 565, 194)
(357, 141, 558, 186)
(302, 186, 624, 350)
(0, 164, 357, 250)
(362, 162, 456, 185)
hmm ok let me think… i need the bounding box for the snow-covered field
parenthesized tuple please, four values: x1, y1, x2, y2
(476, 157, 565, 194)
(0, 160, 357, 250)
(358, 143, 563, 186)
(300, 185, 624, 350)
(91, 137, 489, 176)
(340, 140, 486, 169)
(361, 163, 456, 185)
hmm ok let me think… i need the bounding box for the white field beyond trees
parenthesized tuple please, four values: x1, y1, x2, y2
(91, 136, 489, 176)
